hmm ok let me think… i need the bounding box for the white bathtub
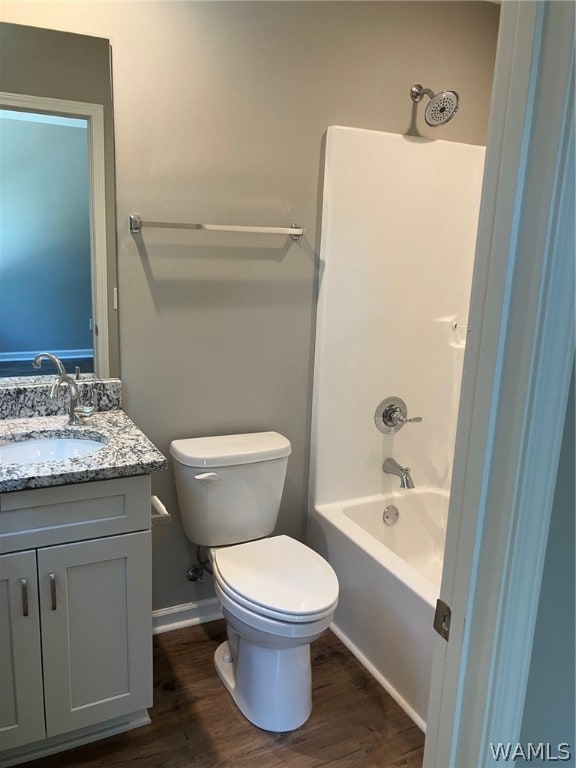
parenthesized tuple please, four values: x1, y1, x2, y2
(307, 489, 448, 731)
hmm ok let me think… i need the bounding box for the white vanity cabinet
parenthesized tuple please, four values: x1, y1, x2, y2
(0, 476, 153, 763)
(0, 549, 45, 750)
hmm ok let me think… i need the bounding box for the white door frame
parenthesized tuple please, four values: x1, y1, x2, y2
(424, 2, 575, 766)
(0, 92, 110, 376)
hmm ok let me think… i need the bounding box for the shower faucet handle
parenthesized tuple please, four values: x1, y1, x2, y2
(374, 397, 422, 434)
(385, 406, 422, 426)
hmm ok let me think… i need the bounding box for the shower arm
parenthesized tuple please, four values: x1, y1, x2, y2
(410, 84, 435, 103)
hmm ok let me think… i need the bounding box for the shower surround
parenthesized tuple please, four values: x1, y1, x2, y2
(307, 127, 485, 728)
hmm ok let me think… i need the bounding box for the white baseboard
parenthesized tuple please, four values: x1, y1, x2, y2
(152, 598, 223, 634)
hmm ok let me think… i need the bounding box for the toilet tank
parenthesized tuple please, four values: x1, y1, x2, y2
(170, 432, 291, 546)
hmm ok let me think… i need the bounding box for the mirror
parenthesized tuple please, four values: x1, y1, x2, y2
(0, 22, 119, 379)
(0, 99, 105, 377)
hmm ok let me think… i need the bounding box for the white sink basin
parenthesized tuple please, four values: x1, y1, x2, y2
(0, 437, 105, 464)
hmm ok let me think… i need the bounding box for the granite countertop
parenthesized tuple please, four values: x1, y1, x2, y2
(0, 410, 167, 493)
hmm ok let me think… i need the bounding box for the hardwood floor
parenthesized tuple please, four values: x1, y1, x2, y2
(25, 621, 424, 768)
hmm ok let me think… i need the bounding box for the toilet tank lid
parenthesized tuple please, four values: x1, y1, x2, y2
(170, 431, 291, 467)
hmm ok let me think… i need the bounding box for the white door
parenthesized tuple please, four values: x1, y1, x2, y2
(0, 550, 45, 750)
(424, 2, 574, 765)
(37, 531, 153, 737)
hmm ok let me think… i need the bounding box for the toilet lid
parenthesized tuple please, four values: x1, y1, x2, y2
(211, 535, 339, 621)
(170, 432, 291, 467)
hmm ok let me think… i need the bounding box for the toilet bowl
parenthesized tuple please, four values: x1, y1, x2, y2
(170, 432, 339, 731)
(210, 536, 337, 731)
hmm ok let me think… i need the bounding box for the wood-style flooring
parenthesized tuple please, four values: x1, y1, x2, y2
(24, 620, 424, 768)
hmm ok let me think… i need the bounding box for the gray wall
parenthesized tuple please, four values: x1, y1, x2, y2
(520, 364, 575, 761)
(0, 2, 500, 611)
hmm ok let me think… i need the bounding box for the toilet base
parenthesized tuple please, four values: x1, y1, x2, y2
(214, 639, 312, 732)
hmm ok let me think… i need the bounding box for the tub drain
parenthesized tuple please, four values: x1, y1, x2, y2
(383, 505, 400, 526)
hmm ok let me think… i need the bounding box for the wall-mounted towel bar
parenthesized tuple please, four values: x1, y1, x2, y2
(130, 214, 304, 241)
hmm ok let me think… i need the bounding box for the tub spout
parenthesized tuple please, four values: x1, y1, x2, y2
(382, 457, 415, 489)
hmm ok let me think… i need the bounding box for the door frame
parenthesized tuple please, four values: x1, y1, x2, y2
(424, 2, 575, 765)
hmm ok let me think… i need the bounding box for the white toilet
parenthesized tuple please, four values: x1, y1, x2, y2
(170, 431, 338, 732)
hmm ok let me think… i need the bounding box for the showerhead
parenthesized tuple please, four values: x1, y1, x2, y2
(425, 91, 459, 126)
(410, 84, 459, 127)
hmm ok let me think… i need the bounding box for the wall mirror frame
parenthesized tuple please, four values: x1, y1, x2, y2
(0, 91, 110, 376)
(0, 21, 120, 381)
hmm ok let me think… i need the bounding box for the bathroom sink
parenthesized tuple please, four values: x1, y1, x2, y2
(0, 437, 106, 464)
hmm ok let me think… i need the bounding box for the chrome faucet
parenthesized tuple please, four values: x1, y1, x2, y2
(32, 352, 95, 426)
(382, 457, 415, 489)
(32, 352, 67, 377)
(51, 375, 95, 425)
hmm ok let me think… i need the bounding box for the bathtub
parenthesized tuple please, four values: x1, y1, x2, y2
(307, 489, 448, 731)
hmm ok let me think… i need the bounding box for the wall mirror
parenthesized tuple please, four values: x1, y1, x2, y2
(0, 22, 119, 380)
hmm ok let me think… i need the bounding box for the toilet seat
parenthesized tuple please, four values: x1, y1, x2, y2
(211, 535, 339, 623)
(215, 581, 334, 642)
(213, 564, 338, 624)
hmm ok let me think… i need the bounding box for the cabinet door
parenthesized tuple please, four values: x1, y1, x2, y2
(37, 531, 152, 737)
(0, 550, 46, 750)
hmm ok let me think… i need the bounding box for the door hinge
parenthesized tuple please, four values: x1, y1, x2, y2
(434, 598, 452, 641)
